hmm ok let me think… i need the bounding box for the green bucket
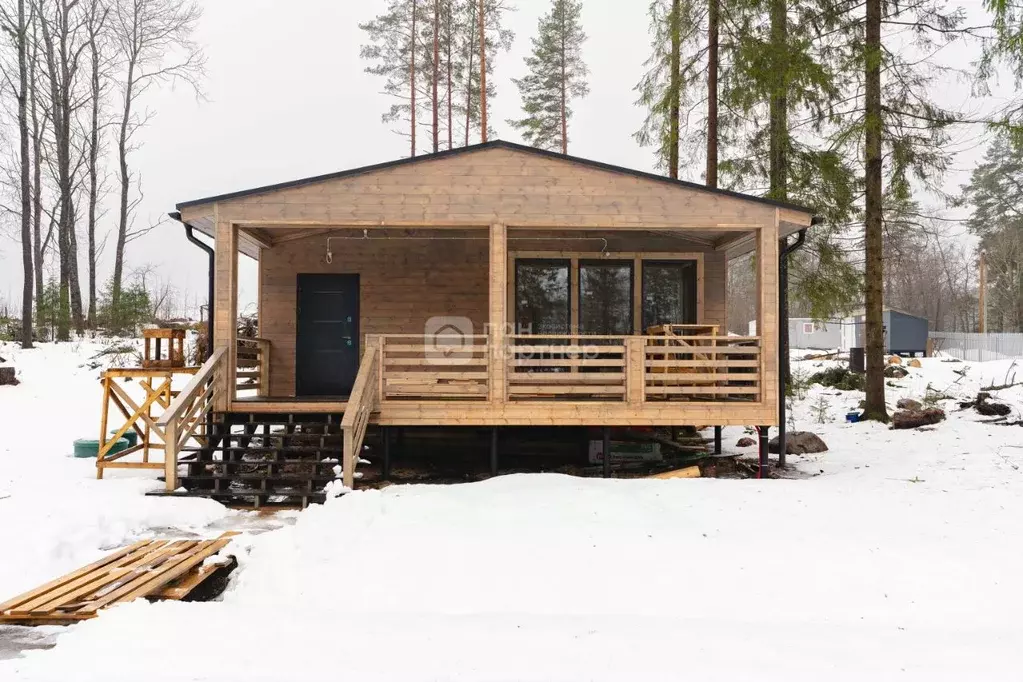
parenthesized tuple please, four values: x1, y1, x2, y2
(111, 430, 139, 447)
(73, 437, 129, 459)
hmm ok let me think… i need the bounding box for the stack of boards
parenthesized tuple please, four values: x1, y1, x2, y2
(0, 533, 237, 626)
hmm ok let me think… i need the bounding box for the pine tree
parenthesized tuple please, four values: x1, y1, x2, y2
(36, 276, 62, 342)
(983, 1, 1023, 136)
(361, 0, 422, 155)
(363, 0, 513, 151)
(508, 0, 588, 154)
(455, 0, 514, 145)
(824, 1, 963, 420)
(862, 0, 885, 421)
(963, 132, 1023, 331)
(634, 0, 689, 178)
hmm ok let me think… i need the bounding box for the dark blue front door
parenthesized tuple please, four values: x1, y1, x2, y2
(295, 274, 359, 396)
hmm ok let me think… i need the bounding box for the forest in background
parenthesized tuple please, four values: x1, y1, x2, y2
(0, 0, 203, 340)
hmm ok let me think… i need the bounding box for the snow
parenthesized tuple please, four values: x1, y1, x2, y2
(0, 340, 245, 619)
(3, 342, 1023, 680)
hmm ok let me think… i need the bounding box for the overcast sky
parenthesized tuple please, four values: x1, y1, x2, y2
(0, 0, 1009, 316)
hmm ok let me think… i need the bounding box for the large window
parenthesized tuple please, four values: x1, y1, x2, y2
(641, 260, 697, 332)
(515, 260, 570, 334)
(579, 260, 633, 335)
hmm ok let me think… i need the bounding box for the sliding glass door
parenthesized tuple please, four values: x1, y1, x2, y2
(515, 260, 571, 335)
(641, 260, 698, 332)
(579, 260, 633, 336)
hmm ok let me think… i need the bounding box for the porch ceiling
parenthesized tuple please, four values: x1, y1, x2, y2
(183, 220, 805, 260)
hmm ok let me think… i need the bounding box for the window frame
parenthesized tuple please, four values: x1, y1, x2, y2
(509, 251, 705, 335)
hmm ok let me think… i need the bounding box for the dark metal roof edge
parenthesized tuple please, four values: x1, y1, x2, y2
(174, 139, 817, 215)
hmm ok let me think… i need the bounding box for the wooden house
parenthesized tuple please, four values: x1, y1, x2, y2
(158, 141, 816, 505)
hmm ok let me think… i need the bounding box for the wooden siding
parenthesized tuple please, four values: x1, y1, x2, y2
(210, 146, 780, 230)
(261, 233, 489, 396)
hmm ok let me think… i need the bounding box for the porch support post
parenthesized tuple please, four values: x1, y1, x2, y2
(213, 211, 238, 411)
(758, 425, 770, 478)
(602, 426, 611, 478)
(382, 426, 391, 481)
(756, 223, 780, 423)
(626, 337, 645, 405)
(490, 427, 499, 476)
(714, 426, 722, 455)
(489, 223, 507, 403)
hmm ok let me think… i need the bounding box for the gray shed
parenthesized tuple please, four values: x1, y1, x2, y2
(846, 308, 929, 356)
(788, 318, 843, 350)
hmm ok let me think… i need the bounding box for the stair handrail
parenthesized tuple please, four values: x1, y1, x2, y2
(340, 339, 381, 489)
(157, 346, 228, 490)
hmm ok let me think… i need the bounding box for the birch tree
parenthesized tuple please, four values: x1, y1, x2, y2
(0, 0, 34, 347)
(83, 0, 107, 328)
(109, 0, 203, 332)
(508, 0, 588, 154)
(36, 0, 89, 340)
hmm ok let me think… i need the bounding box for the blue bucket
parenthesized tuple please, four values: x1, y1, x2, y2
(845, 411, 861, 423)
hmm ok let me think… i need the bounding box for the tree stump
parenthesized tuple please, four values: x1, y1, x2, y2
(0, 366, 16, 386)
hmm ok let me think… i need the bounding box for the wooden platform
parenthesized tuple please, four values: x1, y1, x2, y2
(0, 533, 237, 626)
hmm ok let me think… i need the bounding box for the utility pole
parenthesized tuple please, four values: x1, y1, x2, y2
(479, 0, 487, 142)
(979, 250, 987, 333)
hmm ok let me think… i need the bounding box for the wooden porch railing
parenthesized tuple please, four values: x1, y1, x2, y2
(156, 346, 228, 491)
(644, 335, 761, 400)
(371, 333, 762, 405)
(378, 334, 490, 401)
(235, 338, 270, 396)
(341, 338, 381, 489)
(506, 335, 628, 401)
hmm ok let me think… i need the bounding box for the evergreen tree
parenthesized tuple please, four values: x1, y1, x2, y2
(983, 0, 1023, 136)
(98, 277, 152, 335)
(508, 0, 588, 154)
(963, 132, 1023, 331)
(362, 0, 513, 153)
(455, 0, 514, 144)
(361, 0, 422, 155)
(36, 276, 63, 342)
(829, 0, 963, 420)
(634, 0, 688, 177)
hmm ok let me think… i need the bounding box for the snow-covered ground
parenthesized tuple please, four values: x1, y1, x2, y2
(2, 341, 1022, 681)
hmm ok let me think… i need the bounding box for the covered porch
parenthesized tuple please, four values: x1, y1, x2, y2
(159, 141, 812, 491)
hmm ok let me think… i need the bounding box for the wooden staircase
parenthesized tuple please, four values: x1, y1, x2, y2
(155, 338, 382, 506)
(172, 411, 344, 508)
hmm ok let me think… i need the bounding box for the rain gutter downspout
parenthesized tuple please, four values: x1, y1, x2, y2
(777, 217, 819, 468)
(169, 211, 215, 361)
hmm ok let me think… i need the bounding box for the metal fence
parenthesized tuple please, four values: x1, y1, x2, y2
(929, 332, 1023, 361)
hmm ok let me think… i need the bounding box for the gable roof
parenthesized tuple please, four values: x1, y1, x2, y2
(175, 139, 816, 215)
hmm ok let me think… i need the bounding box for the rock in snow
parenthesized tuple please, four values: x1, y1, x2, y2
(768, 430, 828, 454)
(892, 406, 946, 429)
(735, 436, 756, 447)
(884, 364, 910, 379)
(897, 398, 923, 411)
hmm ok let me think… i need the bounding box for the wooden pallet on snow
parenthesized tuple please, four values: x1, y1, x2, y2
(0, 532, 237, 626)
